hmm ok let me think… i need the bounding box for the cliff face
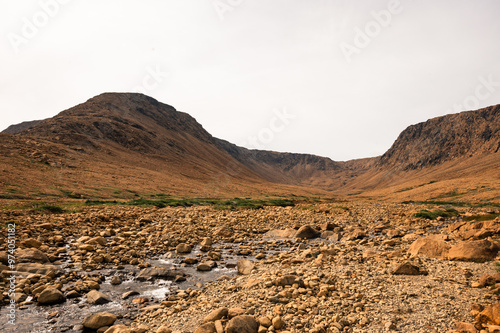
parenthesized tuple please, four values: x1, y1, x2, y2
(378, 105, 500, 170)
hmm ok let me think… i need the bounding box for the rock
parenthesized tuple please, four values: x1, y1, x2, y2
(448, 240, 500, 262)
(215, 227, 233, 238)
(82, 312, 117, 330)
(87, 236, 107, 246)
(176, 243, 192, 254)
(111, 276, 122, 285)
(156, 326, 172, 333)
(225, 315, 259, 333)
(201, 237, 213, 247)
(203, 307, 228, 323)
(38, 288, 65, 305)
(122, 291, 140, 299)
(21, 238, 42, 249)
(258, 316, 272, 328)
(228, 308, 246, 318)
(17, 248, 50, 263)
(237, 259, 255, 275)
(272, 316, 285, 329)
(408, 234, 450, 259)
(295, 225, 320, 239)
(87, 290, 111, 305)
(136, 267, 186, 281)
(197, 262, 213, 271)
(16, 263, 59, 275)
(477, 302, 500, 325)
(194, 322, 217, 333)
(104, 325, 132, 333)
(454, 322, 478, 332)
(265, 229, 296, 238)
(66, 290, 82, 299)
(275, 275, 299, 286)
(392, 262, 428, 275)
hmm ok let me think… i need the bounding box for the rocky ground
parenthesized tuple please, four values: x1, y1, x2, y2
(1, 201, 500, 333)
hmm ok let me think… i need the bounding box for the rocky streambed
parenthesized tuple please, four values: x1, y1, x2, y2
(1, 202, 500, 332)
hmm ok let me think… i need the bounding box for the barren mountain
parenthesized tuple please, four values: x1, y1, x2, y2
(1, 93, 499, 202)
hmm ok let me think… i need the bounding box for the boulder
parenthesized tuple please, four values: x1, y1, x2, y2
(87, 236, 107, 246)
(237, 259, 254, 275)
(156, 326, 172, 333)
(476, 302, 500, 325)
(194, 322, 217, 333)
(38, 288, 65, 305)
(82, 312, 117, 330)
(225, 315, 259, 333)
(176, 243, 192, 254)
(104, 325, 132, 333)
(17, 263, 59, 276)
(265, 229, 296, 238)
(295, 225, 320, 239)
(20, 238, 42, 249)
(136, 267, 186, 281)
(17, 248, 50, 263)
(87, 290, 111, 305)
(392, 262, 428, 276)
(203, 307, 228, 323)
(448, 240, 500, 262)
(408, 234, 450, 259)
(275, 275, 299, 286)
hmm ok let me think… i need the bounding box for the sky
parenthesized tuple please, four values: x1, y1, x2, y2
(1, 0, 500, 161)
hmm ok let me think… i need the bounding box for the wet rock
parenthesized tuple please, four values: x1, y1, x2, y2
(295, 225, 320, 239)
(237, 259, 255, 275)
(194, 322, 217, 333)
(408, 234, 450, 259)
(111, 276, 122, 285)
(82, 312, 117, 330)
(197, 262, 213, 271)
(448, 240, 500, 262)
(176, 243, 192, 254)
(392, 262, 428, 275)
(66, 290, 82, 299)
(122, 290, 140, 299)
(38, 288, 65, 305)
(136, 267, 187, 281)
(87, 290, 111, 305)
(203, 307, 228, 323)
(225, 315, 259, 333)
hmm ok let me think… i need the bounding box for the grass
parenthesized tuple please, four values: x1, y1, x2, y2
(402, 200, 500, 208)
(84, 197, 295, 209)
(34, 205, 66, 214)
(463, 213, 500, 222)
(415, 208, 459, 220)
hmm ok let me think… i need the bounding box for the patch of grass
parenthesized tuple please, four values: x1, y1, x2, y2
(403, 200, 500, 208)
(6, 188, 20, 193)
(463, 213, 500, 222)
(415, 208, 459, 220)
(35, 205, 66, 214)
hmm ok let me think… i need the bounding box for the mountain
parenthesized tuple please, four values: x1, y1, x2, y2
(1, 93, 499, 202)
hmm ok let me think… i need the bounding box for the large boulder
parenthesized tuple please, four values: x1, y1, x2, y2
(82, 312, 117, 330)
(17, 248, 50, 263)
(408, 234, 450, 259)
(176, 243, 192, 254)
(38, 288, 65, 305)
(225, 315, 259, 333)
(476, 302, 500, 325)
(136, 267, 186, 281)
(447, 240, 500, 262)
(295, 225, 320, 239)
(237, 259, 254, 275)
(194, 322, 217, 333)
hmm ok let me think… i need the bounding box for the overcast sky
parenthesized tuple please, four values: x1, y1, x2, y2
(1, 1, 500, 161)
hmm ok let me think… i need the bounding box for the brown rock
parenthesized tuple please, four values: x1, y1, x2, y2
(176, 243, 192, 254)
(275, 275, 299, 286)
(82, 312, 117, 330)
(225, 315, 259, 333)
(448, 240, 500, 262)
(228, 307, 246, 318)
(104, 325, 132, 333)
(408, 234, 450, 259)
(477, 302, 500, 325)
(17, 248, 50, 263)
(295, 225, 320, 239)
(87, 290, 111, 305)
(21, 238, 42, 249)
(237, 259, 254, 275)
(203, 307, 229, 323)
(156, 326, 172, 333)
(454, 322, 477, 333)
(392, 262, 428, 276)
(194, 322, 217, 333)
(272, 316, 285, 329)
(38, 288, 65, 305)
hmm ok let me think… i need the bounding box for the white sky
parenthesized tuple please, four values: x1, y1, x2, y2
(1, 0, 500, 161)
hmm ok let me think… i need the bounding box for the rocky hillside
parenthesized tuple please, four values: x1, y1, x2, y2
(378, 104, 500, 170)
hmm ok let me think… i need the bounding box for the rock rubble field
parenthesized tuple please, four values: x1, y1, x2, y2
(1, 202, 500, 333)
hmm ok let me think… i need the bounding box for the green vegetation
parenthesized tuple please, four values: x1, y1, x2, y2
(35, 205, 66, 214)
(84, 197, 295, 209)
(463, 213, 500, 222)
(414, 208, 459, 220)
